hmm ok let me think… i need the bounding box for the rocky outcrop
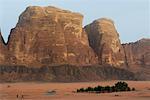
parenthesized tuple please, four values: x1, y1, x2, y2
(7, 6, 98, 67)
(0, 65, 136, 82)
(122, 38, 150, 67)
(0, 31, 7, 64)
(122, 39, 150, 80)
(0, 6, 149, 82)
(84, 18, 150, 79)
(85, 18, 125, 66)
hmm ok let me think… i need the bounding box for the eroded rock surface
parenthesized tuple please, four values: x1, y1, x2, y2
(0, 31, 7, 64)
(0, 6, 149, 81)
(0, 65, 136, 82)
(7, 6, 98, 67)
(122, 38, 150, 67)
(85, 18, 125, 66)
(122, 38, 150, 80)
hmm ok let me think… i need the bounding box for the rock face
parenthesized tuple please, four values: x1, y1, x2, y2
(0, 6, 149, 82)
(122, 38, 150, 68)
(0, 31, 6, 64)
(7, 6, 98, 67)
(122, 39, 150, 80)
(123, 39, 150, 66)
(85, 18, 125, 66)
(0, 65, 136, 82)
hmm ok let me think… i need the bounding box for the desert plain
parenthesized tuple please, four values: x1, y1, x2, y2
(0, 81, 150, 100)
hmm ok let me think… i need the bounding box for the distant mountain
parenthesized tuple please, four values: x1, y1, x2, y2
(0, 6, 149, 82)
(122, 38, 150, 80)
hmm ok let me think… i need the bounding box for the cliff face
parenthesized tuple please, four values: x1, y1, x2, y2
(122, 38, 150, 67)
(122, 39, 150, 80)
(84, 18, 125, 66)
(0, 6, 149, 81)
(0, 32, 7, 64)
(0, 65, 136, 82)
(7, 6, 98, 67)
(84, 18, 150, 79)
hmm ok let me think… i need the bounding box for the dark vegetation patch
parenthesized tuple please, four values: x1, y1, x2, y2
(76, 81, 135, 93)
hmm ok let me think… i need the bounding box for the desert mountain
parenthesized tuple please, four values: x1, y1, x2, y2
(0, 6, 149, 82)
(85, 18, 125, 66)
(122, 38, 150, 67)
(7, 6, 97, 67)
(122, 38, 150, 80)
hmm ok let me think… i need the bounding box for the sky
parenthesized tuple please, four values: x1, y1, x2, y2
(0, 0, 149, 43)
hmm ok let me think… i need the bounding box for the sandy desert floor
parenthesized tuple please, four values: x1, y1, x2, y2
(0, 81, 150, 100)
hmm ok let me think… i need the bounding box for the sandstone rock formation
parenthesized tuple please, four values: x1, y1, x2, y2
(122, 38, 150, 80)
(122, 38, 150, 67)
(0, 65, 136, 82)
(85, 18, 125, 66)
(0, 31, 6, 64)
(0, 6, 149, 82)
(7, 6, 98, 67)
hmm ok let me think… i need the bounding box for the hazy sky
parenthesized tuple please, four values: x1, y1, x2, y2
(0, 0, 149, 43)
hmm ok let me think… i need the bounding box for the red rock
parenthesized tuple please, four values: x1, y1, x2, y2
(122, 38, 150, 67)
(7, 6, 98, 67)
(85, 18, 125, 66)
(0, 6, 149, 81)
(122, 38, 150, 80)
(0, 31, 7, 64)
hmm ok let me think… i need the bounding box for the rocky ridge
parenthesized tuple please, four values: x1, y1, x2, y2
(122, 38, 150, 67)
(6, 6, 98, 67)
(122, 38, 150, 80)
(84, 18, 125, 66)
(0, 31, 7, 64)
(0, 6, 149, 81)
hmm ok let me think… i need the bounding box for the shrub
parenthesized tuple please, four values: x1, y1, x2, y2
(95, 86, 103, 92)
(76, 81, 135, 93)
(111, 86, 116, 92)
(104, 86, 111, 92)
(77, 88, 85, 92)
(132, 87, 135, 91)
(85, 87, 94, 92)
(115, 81, 128, 91)
(127, 87, 131, 91)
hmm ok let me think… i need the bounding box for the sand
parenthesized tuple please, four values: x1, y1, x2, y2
(0, 81, 150, 100)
